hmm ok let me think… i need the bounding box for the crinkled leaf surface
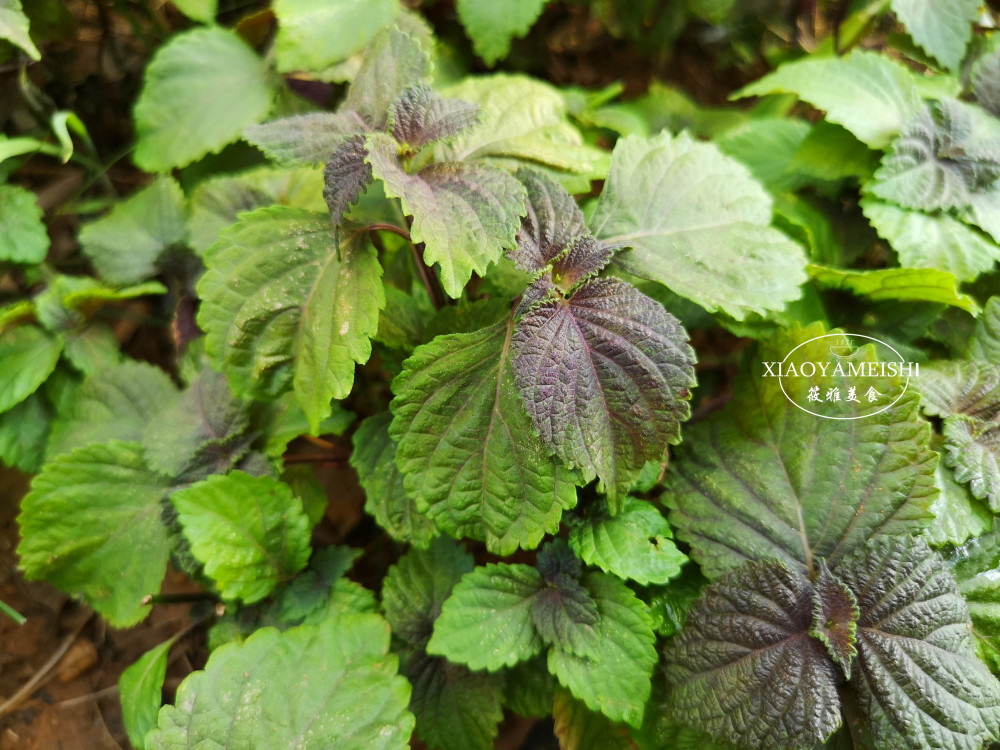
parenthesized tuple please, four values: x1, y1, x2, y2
(945, 414, 1000, 510)
(665, 326, 936, 579)
(198, 207, 384, 431)
(350, 412, 436, 548)
(838, 535, 1000, 750)
(869, 100, 1000, 212)
(171, 471, 311, 603)
(928, 445, 993, 547)
(78, 177, 186, 284)
(437, 75, 605, 176)
(120, 639, 172, 749)
(323, 135, 372, 226)
(146, 616, 414, 749)
(568, 497, 687, 585)
(666, 560, 842, 749)
(590, 131, 808, 320)
(0, 184, 47, 264)
(510, 167, 588, 272)
(547, 571, 657, 727)
(950, 524, 1000, 674)
(133, 27, 276, 172)
(389, 84, 479, 149)
(974, 48, 1000, 118)
(243, 112, 366, 167)
(390, 318, 577, 554)
(48, 360, 178, 459)
(891, 0, 979, 71)
(427, 563, 545, 671)
(734, 50, 921, 149)
(456, 0, 549, 65)
(970, 296, 1000, 363)
(0, 325, 62, 414)
(810, 560, 859, 676)
(143, 368, 252, 481)
(273, 0, 398, 73)
(512, 277, 695, 504)
(0, 0, 40, 59)
(366, 132, 526, 298)
(916, 360, 1000, 420)
(861, 198, 1000, 282)
(530, 574, 600, 660)
(346, 26, 432, 132)
(17, 441, 170, 626)
(383, 541, 503, 750)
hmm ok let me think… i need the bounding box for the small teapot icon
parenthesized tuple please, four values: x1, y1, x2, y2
(829, 337, 859, 359)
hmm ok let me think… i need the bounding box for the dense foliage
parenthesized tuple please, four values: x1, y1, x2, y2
(3, 0, 1000, 748)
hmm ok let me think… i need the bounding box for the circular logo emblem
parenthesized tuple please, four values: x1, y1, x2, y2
(765, 334, 917, 421)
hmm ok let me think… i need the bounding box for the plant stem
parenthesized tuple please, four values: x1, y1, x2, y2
(367, 222, 411, 240)
(0, 599, 26, 626)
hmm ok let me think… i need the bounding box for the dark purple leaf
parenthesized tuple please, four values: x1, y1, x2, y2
(511, 168, 588, 273)
(390, 83, 480, 149)
(551, 234, 615, 291)
(323, 135, 372, 227)
(512, 277, 695, 505)
(810, 560, 858, 677)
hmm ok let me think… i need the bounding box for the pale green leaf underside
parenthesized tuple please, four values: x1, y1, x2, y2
(861, 198, 1000, 283)
(437, 74, 605, 176)
(456, 0, 549, 65)
(79, 177, 187, 284)
(170, 0, 216, 22)
(891, 0, 978, 72)
(590, 131, 808, 320)
(366, 132, 526, 298)
(427, 563, 545, 671)
(665, 326, 936, 579)
(133, 27, 275, 172)
(809, 264, 980, 313)
(244, 112, 365, 168)
(0, 184, 47, 264)
(0, 0, 40, 60)
(147, 616, 414, 750)
(197, 206, 384, 431)
(171, 471, 312, 603)
(945, 415, 1000, 510)
(17, 441, 170, 626)
(547, 571, 657, 728)
(119, 640, 172, 749)
(273, 0, 398, 73)
(735, 50, 921, 149)
(390, 320, 576, 554)
(927, 445, 992, 546)
(350, 412, 436, 549)
(568, 497, 687, 585)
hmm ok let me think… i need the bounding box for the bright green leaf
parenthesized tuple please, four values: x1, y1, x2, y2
(197, 207, 384, 430)
(17, 441, 171, 626)
(928, 440, 992, 546)
(808, 264, 979, 313)
(0, 325, 62, 414)
(350, 412, 436, 548)
(147, 616, 414, 749)
(0, 392, 49, 472)
(734, 50, 921, 149)
(171, 471, 312, 603)
(170, 0, 216, 22)
(950, 524, 1000, 675)
(568, 497, 686, 585)
(133, 27, 276, 172)
(427, 563, 545, 671)
(714, 118, 813, 192)
(548, 571, 657, 727)
(120, 639, 172, 750)
(389, 320, 577, 554)
(273, 0, 398, 73)
(78, 177, 187, 284)
(971, 296, 1000, 363)
(861, 198, 1000, 282)
(456, 0, 549, 65)
(590, 131, 808, 320)
(0, 0, 39, 60)
(891, 0, 978, 72)
(0, 184, 47, 264)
